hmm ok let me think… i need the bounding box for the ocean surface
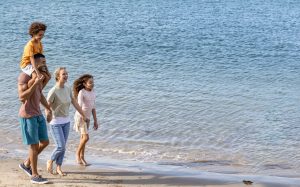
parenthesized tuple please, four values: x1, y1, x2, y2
(1, 0, 300, 178)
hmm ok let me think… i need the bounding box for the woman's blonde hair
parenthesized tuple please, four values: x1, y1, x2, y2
(54, 67, 66, 82)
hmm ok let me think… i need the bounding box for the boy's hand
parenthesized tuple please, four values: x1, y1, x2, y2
(34, 74, 44, 84)
(38, 65, 48, 73)
(93, 121, 99, 130)
(36, 70, 43, 79)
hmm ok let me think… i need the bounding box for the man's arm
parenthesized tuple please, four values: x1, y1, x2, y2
(44, 101, 52, 123)
(18, 75, 44, 102)
(41, 94, 52, 123)
(40, 93, 50, 110)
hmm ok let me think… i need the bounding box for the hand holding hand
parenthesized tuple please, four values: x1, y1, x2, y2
(45, 109, 52, 123)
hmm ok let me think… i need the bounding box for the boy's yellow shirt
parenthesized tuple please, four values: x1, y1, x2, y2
(20, 40, 43, 68)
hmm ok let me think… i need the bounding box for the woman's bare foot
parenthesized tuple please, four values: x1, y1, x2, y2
(46, 160, 53, 174)
(55, 169, 67, 176)
(55, 166, 67, 176)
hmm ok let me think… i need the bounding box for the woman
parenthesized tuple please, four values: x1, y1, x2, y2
(46, 67, 87, 176)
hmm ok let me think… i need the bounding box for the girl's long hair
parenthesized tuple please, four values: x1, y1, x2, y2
(73, 74, 94, 100)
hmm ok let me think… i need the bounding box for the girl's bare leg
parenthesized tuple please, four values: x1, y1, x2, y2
(76, 134, 89, 165)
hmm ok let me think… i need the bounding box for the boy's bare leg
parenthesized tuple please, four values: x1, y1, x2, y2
(46, 70, 51, 79)
(44, 70, 51, 85)
(39, 68, 51, 89)
(27, 71, 37, 88)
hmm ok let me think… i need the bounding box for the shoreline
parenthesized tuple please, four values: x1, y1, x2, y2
(0, 157, 229, 187)
(1, 156, 300, 187)
(1, 129, 300, 186)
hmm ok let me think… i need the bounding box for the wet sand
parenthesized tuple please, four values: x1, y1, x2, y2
(0, 157, 296, 187)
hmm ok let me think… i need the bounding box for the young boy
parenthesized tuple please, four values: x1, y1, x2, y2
(20, 22, 50, 87)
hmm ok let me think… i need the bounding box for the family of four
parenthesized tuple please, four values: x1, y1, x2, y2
(17, 22, 99, 184)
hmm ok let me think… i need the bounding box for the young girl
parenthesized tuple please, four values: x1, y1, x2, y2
(73, 74, 99, 166)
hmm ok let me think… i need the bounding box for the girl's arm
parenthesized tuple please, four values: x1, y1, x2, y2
(71, 97, 87, 122)
(92, 108, 99, 130)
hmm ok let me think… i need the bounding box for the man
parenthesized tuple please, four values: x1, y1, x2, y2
(17, 53, 51, 184)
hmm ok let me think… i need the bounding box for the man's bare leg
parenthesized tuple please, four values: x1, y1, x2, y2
(24, 140, 49, 168)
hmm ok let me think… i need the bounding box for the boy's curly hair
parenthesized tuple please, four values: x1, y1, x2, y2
(73, 74, 94, 100)
(29, 22, 47, 37)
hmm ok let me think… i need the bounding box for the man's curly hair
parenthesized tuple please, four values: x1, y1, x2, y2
(29, 22, 47, 37)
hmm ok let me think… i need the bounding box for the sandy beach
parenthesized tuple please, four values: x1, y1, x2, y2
(0, 156, 298, 187)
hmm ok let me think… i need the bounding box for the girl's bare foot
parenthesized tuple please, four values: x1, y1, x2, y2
(76, 155, 83, 165)
(80, 158, 90, 166)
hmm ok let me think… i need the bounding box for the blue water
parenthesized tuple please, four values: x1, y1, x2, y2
(1, 0, 300, 177)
